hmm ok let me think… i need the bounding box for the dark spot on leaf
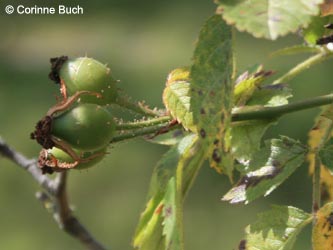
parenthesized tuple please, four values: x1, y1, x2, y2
(200, 129, 206, 138)
(172, 130, 183, 138)
(198, 90, 203, 96)
(48, 56, 68, 84)
(165, 206, 172, 217)
(327, 212, 333, 231)
(239, 166, 281, 189)
(238, 239, 246, 250)
(212, 149, 221, 163)
(200, 108, 206, 115)
(209, 91, 215, 97)
(214, 139, 219, 145)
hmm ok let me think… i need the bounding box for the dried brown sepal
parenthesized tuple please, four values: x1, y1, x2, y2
(49, 56, 68, 84)
(38, 149, 78, 174)
(30, 116, 55, 149)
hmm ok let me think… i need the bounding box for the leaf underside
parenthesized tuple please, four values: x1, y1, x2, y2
(223, 136, 306, 204)
(216, 0, 324, 40)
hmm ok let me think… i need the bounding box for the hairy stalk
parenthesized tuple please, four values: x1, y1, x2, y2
(111, 94, 333, 143)
(111, 122, 179, 143)
(313, 154, 321, 215)
(116, 116, 170, 130)
(273, 51, 333, 84)
(116, 94, 161, 117)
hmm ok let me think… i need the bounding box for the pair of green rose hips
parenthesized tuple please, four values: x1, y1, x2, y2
(31, 56, 118, 173)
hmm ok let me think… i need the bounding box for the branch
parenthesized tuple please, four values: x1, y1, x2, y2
(232, 93, 333, 122)
(111, 94, 333, 143)
(0, 138, 107, 250)
(273, 51, 333, 84)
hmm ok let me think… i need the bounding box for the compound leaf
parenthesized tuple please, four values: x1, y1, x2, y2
(239, 205, 311, 250)
(223, 136, 307, 204)
(216, 0, 324, 40)
(133, 134, 205, 250)
(190, 14, 234, 178)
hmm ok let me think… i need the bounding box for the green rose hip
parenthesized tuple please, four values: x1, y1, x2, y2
(51, 103, 115, 151)
(59, 57, 118, 105)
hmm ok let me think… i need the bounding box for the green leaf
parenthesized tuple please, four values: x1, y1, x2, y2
(190, 15, 234, 178)
(231, 84, 292, 164)
(133, 134, 205, 250)
(223, 136, 307, 204)
(163, 68, 196, 132)
(303, 16, 330, 45)
(319, 139, 333, 174)
(216, 0, 324, 40)
(247, 83, 293, 107)
(231, 119, 276, 164)
(312, 202, 333, 250)
(239, 205, 312, 250)
(234, 65, 274, 106)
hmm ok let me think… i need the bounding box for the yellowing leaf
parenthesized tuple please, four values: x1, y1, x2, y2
(234, 65, 274, 106)
(321, 0, 333, 16)
(162, 67, 196, 132)
(313, 202, 333, 250)
(308, 105, 333, 201)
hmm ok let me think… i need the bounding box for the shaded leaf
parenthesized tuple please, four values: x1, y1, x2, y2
(234, 65, 274, 106)
(308, 105, 333, 201)
(319, 139, 333, 174)
(240, 205, 311, 250)
(231, 119, 276, 165)
(231, 84, 292, 165)
(312, 202, 333, 250)
(247, 83, 293, 107)
(216, 0, 324, 40)
(303, 15, 331, 44)
(146, 129, 188, 146)
(133, 135, 205, 250)
(223, 136, 307, 204)
(190, 15, 234, 178)
(163, 68, 196, 132)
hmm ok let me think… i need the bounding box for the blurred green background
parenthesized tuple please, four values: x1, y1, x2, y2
(0, 1, 331, 249)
